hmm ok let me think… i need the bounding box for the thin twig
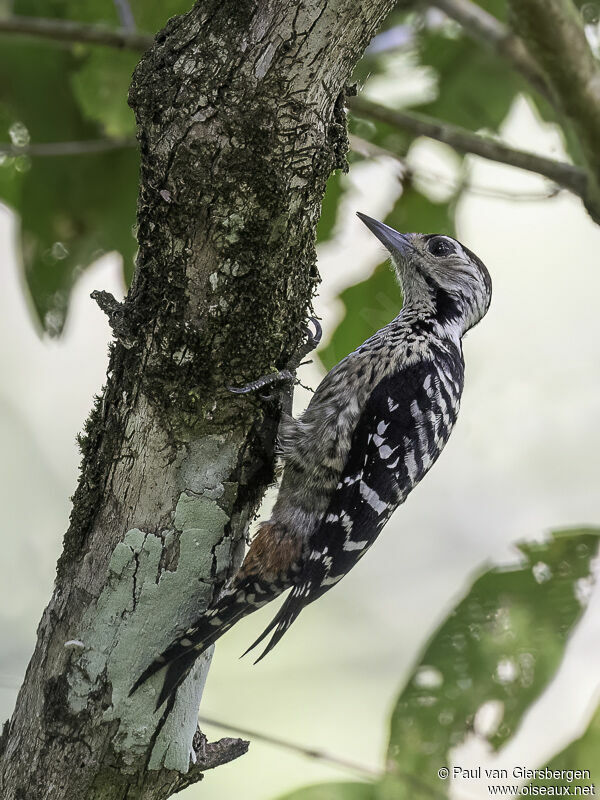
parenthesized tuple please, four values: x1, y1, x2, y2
(198, 714, 447, 799)
(348, 133, 563, 202)
(0, 15, 152, 50)
(0, 138, 136, 157)
(198, 714, 381, 778)
(432, 0, 552, 102)
(348, 95, 588, 200)
(113, 0, 136, 31)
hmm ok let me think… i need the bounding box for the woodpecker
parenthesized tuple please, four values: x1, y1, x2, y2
(131, 213, 492, 709)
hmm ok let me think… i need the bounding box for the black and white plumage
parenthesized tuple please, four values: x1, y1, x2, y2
(130, 213, 492, 708)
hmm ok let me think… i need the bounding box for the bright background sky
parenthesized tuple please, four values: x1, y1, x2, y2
(0, 95, 599, 800)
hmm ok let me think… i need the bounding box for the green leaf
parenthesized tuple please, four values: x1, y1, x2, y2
(386, 528, 600, 790)
(0, 42, 95, 143)
(275, 782, 378, 800)
(318, 263, 401, 371)
(129, 0, 190, 31)
(14, 148, 138, 333)
(374, 774, 439, 800)
(14, 0, 190, 29)
(318, 184, 454, 371)
(354, 1, 519, 138)
(71, 49, 139, 137)
(317, 171, 345, 245)
(0, 2, 198, 334)
(14, 0, 118, 24)
(13, 0, 191, 140)
(474, 0, 509, 22)
(384, 182, 455, 236)
(417, 32, 523, 132)
(0, 41, 138, 333)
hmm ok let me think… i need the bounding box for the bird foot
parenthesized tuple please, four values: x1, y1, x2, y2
(228, 369, 296, 396)
(228, 317, 322, 396)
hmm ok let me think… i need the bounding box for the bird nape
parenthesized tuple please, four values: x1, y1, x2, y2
(130, 213, 492, 709)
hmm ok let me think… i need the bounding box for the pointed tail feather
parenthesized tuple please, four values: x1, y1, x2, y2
(130, 576, 289, 704)
(153, 649, 200, 710)
(129, 598, 249, 704)
(240, 614, 279, 659)
(129, 653, 168, 698)
(128, 635, 210, 701)
(242, 584, 306, 663)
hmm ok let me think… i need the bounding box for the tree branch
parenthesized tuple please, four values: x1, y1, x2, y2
(0, 138, 135, 156)
(431, 0, 553, 101)
(149, 730, 249, 796)
(349, 133, 563, 202)
(198, 714, 381, 779)
(198, 715, 446, 800)
(0, 15, 152, 50)
(348, 95, 588, 198)
(506, 0, 600, 218)
(113, 0, 136, 32)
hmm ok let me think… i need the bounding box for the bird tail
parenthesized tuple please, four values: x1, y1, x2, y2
(129, 520, 300, 708)
(242, 581, 309, 664)
(129, 593, 248, 709)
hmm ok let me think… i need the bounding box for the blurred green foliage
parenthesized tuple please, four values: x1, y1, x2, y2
(0, 39, 140, 331)
(317, 0, 586, 367)
(316, 171, 345, 246)
(71, 49, 139, 137)
(0, 0, 581, 335)
(388, 530, 598, 770)
(0, 2, 189, 332)
(273, 528, 600, 800)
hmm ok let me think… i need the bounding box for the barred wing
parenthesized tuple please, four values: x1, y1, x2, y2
(247, 345, 464, 660)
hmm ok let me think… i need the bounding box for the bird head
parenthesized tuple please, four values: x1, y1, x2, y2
(357, 212, 492, 336)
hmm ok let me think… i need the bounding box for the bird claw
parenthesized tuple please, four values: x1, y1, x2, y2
(303, 317, 322, 352)
(228, 317, 321, 396)
(228, 370, 295, 395)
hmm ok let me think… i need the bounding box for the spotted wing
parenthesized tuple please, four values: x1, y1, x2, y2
(246, 346, 465, 660)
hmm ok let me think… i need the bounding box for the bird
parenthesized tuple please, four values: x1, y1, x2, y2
(130, 212, 492, 710)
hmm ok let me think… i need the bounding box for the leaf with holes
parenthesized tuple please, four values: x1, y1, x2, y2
(386, 528, 600, 793)
(0, 41, 138, 333)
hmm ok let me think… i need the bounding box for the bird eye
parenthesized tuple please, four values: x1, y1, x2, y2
(427, 237, 455, 258)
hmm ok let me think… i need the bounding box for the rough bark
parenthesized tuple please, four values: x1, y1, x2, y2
(0, 1, 395, 798)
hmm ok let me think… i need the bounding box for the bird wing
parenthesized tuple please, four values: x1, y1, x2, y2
(246, 348, 464, 661)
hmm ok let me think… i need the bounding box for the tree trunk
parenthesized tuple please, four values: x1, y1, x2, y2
(0, 1, 394, 797)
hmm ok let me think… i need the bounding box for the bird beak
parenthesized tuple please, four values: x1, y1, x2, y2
(356, 212, 411, 256)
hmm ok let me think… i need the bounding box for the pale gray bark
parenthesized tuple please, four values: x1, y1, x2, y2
(0, 0, 395, 798)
